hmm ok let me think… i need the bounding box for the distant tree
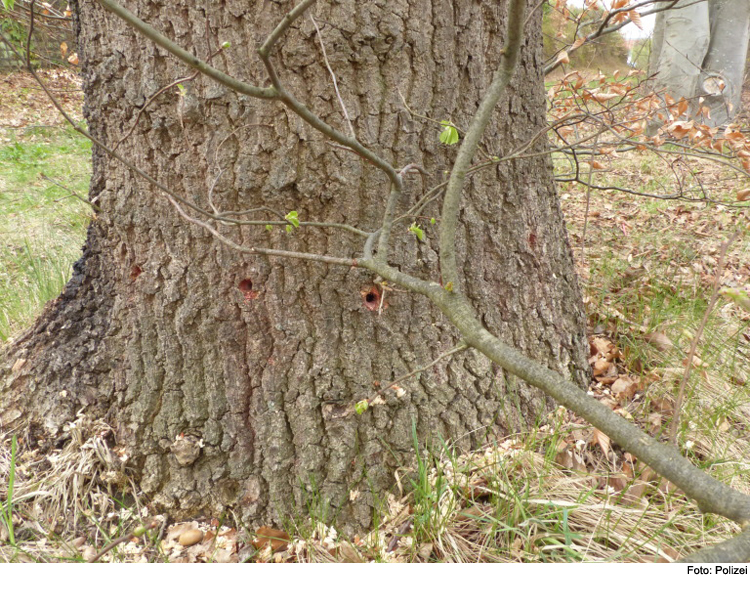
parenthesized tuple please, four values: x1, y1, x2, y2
(650, 0, 750, 126)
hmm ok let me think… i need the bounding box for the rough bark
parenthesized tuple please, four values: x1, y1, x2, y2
(0, 0, 587, 531)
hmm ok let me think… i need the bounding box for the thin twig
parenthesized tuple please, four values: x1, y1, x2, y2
(39, 174, 101, 212)
(580, 134, 599, 261)
(87, 520, 159, 563)
(367, 341, 468, 404)
(310, 14, 355, 138)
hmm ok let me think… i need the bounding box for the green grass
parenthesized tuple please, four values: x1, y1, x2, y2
(0, 436, 17, 547)
(0, 126, 92, 341)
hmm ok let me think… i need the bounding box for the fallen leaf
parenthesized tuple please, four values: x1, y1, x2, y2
(593, 358, 611, 376)
(591, 428, 611, 456)
(252, 527, 290, 552)
(644, 332, 673, 352)
(338, 541, 364, 563)
(611, 376, 639, 399)
(590, 337, 613, 356)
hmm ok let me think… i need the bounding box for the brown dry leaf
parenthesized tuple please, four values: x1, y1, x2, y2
(608, 474, 629, 493)
(417, 543, 434, 561)
(650, 395, 674, 414)
(252, 526, 290, 552)
(611, 376, 639, 399)
(68, 53, 79, 65)
(629, 9, 643, 29)
(555, 50, 570, 65)
(619, 477, 649, 507)
(598, 374, 619, 385)
(338, 541, 364, 563)
(644, 332, 673, 352)
(593, 358, 611, 376)
(571, 37, 586, 50)
(556, 448, 587, 472)
(730, 370, 747, 386)
(737, 188, 750, 201)
(213, 548, 237, 563)
(591, 428, 611, 456)
(590, 337, 613, 356)
(647, 412, 663, 434)
(683, 355, 704, 368)
(667, 120, 693, 139)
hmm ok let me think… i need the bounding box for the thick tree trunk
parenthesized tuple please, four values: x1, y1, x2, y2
(0, 0, 587, 531)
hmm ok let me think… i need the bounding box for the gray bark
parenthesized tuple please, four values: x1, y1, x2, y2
(649, 0, 710, 102)
(650, 0, 750, 126)
(0, 0, 588, 531)
(698, 0, 750, 125)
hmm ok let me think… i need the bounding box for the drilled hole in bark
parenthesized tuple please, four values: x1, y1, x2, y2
(130, 265, 142, 280)
(238, 278, 259, 301)
(362, 286, 381, 311)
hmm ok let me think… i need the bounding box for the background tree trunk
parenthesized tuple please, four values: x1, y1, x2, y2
(649, 0, 750, 126)
(698, 0, 750, 126)
(0, 0, 588, 531)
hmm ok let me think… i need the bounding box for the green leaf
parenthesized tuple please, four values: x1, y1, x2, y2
(265, 224, 273, 231)
(285, 224, 293, 234)
(444, 281, 454, 292)
(284, 210, 300, 228)
(176, 83, 186, 96)
(430, 217, 436, 225)
(355, 400, 369, 415)
(439, 120, 459, 145)
(1, 0, 15, 11)
(221, 41, 231, 49)
(409, 223, 424, 241)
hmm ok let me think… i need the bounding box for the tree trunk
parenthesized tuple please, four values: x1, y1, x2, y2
(698, 0, 750, 126)
(649, 0, 750, 126)
(648, 0, 710, 111)
(0, 0, 588, 531)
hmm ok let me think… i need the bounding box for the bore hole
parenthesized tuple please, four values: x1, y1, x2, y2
(238, 278, 259, 301)
(362, 286, 382, 311)
(130, 265, 142, 280)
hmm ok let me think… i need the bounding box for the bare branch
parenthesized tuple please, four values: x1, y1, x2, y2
(373, 341, 468, 400)
(439, 0, 526, 291)
(95, 0, 277, 99)
(310, 14, 355, 138)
